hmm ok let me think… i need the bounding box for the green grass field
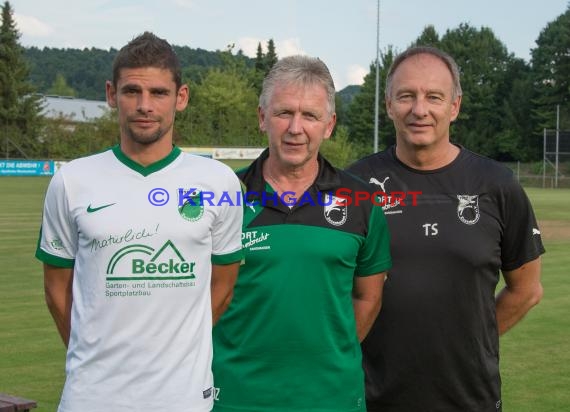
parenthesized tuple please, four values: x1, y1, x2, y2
(220, 158, 254, 170)
(1, 178, 569, 411)
(499, 188, 570, 411)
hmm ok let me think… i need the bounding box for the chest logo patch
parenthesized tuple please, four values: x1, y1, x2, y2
(178, 189, 204, 222)
(369, 176, 402, 214)
(323, 193, 347, 226)
(242, 230, 270, 251)
(369, 176, 389, 192)
(457, 195, 480, 225)
(87, 203, 115, 213)
(106, 240, 196, 280)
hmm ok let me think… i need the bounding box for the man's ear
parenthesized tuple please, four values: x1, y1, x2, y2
(385, 98, 394, 120)
(106, 81, 117, 109)
(257, 106, 266, 132)
(450, 95, 462, 122)
(323, 113, 337, 139)
(176, 84, 190, 112)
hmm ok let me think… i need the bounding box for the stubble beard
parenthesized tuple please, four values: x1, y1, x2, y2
(123, 118, 170, 146)
(125, 127, 165, 145)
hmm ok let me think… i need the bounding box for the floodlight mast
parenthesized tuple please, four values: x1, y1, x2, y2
(555, 104, 560, 188)
(373, 0, 381, 153)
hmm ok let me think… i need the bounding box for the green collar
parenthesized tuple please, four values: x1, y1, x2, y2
(112, 145, 181, 176)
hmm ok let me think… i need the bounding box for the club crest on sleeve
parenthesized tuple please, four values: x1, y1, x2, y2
(457, 195, 480, 225)
(324, 193, 347, 226)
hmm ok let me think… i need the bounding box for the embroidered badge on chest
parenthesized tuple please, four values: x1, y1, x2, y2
(457, 195, 480, 225)
(323, 193, 348, 226)
(179, 189, 204, 222)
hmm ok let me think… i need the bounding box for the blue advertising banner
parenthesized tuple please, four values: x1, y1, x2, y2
(0, 160, 54, 176)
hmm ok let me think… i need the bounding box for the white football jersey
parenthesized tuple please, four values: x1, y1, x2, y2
(37, 146, 243, 412)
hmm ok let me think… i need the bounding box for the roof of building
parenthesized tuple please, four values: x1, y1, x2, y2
(41, 95, 109, 122)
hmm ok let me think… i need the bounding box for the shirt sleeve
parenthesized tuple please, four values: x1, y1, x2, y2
(499, 178, 545, 271)
(211, 169, 244, 265)
(356, 204, 392, 276)
(35, 169, 77, 268)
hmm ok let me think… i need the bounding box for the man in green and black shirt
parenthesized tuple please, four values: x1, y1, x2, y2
(212, 55, 391, 412)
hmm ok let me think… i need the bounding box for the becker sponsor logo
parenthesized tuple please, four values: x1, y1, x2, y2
(105, 239, 197, 281)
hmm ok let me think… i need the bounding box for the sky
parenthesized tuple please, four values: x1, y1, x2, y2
(11, 0, 570, 91)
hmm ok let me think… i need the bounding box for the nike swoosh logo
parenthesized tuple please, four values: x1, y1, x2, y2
(87, 203, 116, 213)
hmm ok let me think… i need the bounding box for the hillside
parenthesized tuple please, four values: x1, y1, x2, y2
(24, 46, 359, 101)
(24, 45, 251, 101)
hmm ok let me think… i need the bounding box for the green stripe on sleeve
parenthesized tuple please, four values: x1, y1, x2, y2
(35, 248, 75, 268)
(212, 249, 244, 265)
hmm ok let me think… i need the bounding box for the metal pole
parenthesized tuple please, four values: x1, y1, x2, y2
(542, 128, 546, 189)
(373, 0, 380, 153)
(555, 105, 560, 188)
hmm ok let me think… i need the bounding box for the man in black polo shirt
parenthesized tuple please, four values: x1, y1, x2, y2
(347, 46, 544, 412)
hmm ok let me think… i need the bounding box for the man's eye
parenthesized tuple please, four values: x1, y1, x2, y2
(123, 87, 143, 95)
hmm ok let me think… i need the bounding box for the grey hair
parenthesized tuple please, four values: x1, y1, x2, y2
(385, 46, 463, 100)
(259, 55, 336, 116)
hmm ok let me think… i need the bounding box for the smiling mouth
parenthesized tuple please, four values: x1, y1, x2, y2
(283, 140, 305, 146)
(408, 123, 433, 131)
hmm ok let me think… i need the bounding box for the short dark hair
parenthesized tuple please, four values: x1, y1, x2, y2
(112, 32, 182, 90)
(385, 46, 462, 100)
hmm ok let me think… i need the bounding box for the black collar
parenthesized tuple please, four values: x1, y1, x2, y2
(237, 148, 342, 201)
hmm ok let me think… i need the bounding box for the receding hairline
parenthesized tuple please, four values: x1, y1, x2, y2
(385, 46, 463, 99)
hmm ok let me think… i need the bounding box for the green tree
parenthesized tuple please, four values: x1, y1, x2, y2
(346, 23, 534, 161)
(413, 25, 440, 47)
(496, 59, 536, 160)
(177, 49, 260, 147)
(344, 48, 395, 157)
(264, 39, 278, 73)
(249, 43, 265, 95)
(47, 73, 76, 97)
(24, 46, 115, 100)
(255, 42, 264, 72)
(39, 110, 118, 159)
(531, 4, 570, 132)
(0, 1, 43, 158)
(439, 23, 524, 159)
(23, 43, 239, 100)
(319, 125, 359, 168)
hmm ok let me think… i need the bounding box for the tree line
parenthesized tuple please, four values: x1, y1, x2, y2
(2, 0, 569, 166)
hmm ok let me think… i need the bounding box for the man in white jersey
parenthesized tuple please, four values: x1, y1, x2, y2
(35, 32, 243, 412)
